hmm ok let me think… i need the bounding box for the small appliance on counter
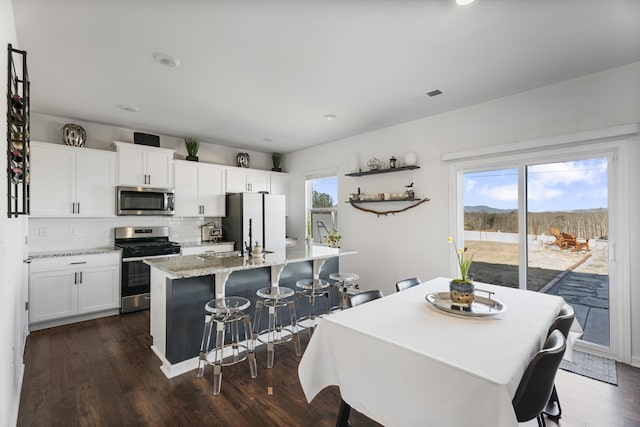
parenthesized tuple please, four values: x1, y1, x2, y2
(201, 223, 223, 243)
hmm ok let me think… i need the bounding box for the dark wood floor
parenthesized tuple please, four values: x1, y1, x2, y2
(17, 311, 640, 427)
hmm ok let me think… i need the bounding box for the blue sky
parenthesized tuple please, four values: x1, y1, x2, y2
(312, 177, 338, 206)
(463, 158, 608, 212)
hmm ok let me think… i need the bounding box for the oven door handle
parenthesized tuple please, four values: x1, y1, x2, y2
(121, 253, 180, 263)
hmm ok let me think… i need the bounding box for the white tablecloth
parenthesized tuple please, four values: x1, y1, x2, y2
(298, 277, 568, 427)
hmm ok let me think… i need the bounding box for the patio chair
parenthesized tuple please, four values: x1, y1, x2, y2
(550, 227, 565, 248)
(561, 232, 589, 252)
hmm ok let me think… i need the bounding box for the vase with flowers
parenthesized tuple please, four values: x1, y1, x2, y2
(447, 236, 474, 304)
(326, 230, 341, 248)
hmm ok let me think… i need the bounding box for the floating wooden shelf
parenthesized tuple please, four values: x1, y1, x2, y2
(345, 165, 419, 177)
(347, 197, 430, 217)
(344, 198, 419, 204)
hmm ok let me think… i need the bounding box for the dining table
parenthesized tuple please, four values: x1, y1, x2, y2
(298, 276, 577, 427)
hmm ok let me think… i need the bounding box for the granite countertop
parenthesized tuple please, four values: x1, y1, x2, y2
(145, 244, 356, 279)
(29, 247, 121, 259)
(179, 241, 235, 248)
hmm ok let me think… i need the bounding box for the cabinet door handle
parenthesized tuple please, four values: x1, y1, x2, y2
(72, 202, 75, 214)
(148, 174, 151, 185)
(69, 261, 87, 265)
(247, 183, 252, 191)
(77, 202, 80, 215)
(79, 272, 83, 284)
(74, 272, 78, 284)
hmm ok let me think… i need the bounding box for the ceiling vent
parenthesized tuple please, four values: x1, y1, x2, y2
(426, 90, 443, 97)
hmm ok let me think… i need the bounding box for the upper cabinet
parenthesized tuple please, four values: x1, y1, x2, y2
(226, 167, 270, 193)
(269, 172, 288, 196)
(174, 160, 226, 217)
(31, 142, 116, 217)
(113, 141, 174, 188)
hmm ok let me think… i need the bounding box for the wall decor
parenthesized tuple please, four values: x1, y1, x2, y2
(237, 152, 250, 168)
(7, 44, 30, 217)
(272, 152, 282, 172)
(349, 197, 430, 217)
(62, 123, 86, 147)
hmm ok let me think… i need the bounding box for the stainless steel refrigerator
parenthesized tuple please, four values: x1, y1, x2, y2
(222, 193, 286, 255)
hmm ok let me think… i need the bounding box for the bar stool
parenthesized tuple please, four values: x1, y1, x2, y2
(254, 287, 301, 368)
(197, 296, 257, 395)
(295, 278, 331, 333)
(329, 272, 360, 312)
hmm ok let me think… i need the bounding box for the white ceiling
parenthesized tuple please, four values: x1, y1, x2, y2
(12, 0, 640, 153)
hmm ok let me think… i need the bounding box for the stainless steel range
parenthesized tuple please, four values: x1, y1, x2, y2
(115, 226, 181, 313)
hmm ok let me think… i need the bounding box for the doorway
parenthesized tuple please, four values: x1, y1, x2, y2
(454, 143, 627, 360)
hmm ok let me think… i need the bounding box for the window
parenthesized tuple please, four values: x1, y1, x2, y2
(305, 176, 338, 244)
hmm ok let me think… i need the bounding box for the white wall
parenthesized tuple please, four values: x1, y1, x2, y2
(286, 61, 640, 362)
(1, 1, 26, 425)
(30, 112, 275, 170)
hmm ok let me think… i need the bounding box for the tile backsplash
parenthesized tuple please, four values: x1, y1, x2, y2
(29, 216, 222, 252)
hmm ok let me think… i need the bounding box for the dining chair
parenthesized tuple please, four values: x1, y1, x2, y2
(395, 277, 421, 292)
(349, 290, 384, 307)
(512, 330, 566, 427)
(543, 303, 576, 422)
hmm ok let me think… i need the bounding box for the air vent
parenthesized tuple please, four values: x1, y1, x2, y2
(426, 90, 443, 97)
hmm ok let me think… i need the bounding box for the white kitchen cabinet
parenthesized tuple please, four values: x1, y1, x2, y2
(174, 161, 226, 217)
(269, 172, 288, 196)
(29, 253, 120, 326)
(180, 242, 235, 256)
(113, 141, 174, 188)
(30, 142, 116, 217)
(226, 167, 270, 193)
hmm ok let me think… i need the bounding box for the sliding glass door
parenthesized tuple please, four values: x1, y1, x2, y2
(455, 146, 623, 358)
(463, 168, 520, 288)
(526, 158, 610, 347)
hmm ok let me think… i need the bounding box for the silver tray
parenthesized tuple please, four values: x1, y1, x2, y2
(425, 291, 507, 317)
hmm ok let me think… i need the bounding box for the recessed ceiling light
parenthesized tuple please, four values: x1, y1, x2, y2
(153, 53, 180, 68)
(456, 0, 475, 5)
(426, 89, 443, 97)
(324, 114, 337, 120)
(118, 105, 139, 113)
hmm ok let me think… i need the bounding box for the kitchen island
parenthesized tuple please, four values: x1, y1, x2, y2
(145, 244, 356, 378)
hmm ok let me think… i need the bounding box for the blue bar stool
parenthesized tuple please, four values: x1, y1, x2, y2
(295, 278, 331, 333)
(197, 296, 257, 395)
(329, 272, 360, 312)
(254, 287, 301, 368)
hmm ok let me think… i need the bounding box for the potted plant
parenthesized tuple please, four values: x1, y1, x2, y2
(447, 236, 474, 304)
(272, 152, 282, 172)
(184, 138, 199, 161)
(325, 230, 341, 248)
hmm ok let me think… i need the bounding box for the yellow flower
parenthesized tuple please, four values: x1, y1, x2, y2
(447, 236, 473, 284)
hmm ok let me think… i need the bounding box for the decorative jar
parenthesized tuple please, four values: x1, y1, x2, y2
(449, 280, 475, 305)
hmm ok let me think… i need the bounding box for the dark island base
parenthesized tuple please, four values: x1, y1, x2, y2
(165, 258, 340, 364)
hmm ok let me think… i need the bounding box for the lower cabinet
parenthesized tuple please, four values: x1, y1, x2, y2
(29, 253, 120, 326)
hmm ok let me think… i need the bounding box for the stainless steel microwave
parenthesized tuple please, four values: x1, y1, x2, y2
(116, 186, 175, 216)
